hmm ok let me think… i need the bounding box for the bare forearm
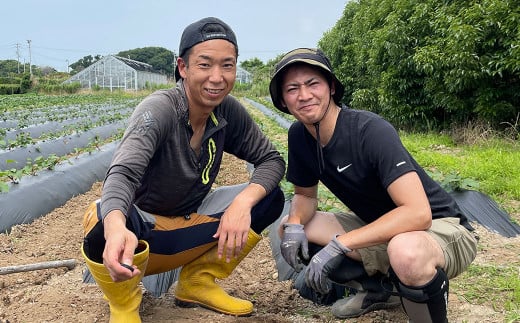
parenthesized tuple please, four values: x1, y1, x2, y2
(103, 210, 127, 239)
(232, 182, 267, 209)
(287, 193, 318, 225)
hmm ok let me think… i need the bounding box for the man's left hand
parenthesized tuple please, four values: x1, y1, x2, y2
(305, 235, 351, 294)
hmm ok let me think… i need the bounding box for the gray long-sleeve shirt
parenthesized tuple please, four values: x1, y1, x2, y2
(100, 82, 285, 218)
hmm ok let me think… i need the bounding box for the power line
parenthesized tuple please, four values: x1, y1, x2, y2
(32, 45, 103, 54)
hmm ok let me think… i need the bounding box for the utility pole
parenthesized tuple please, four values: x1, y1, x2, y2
(173, 53, 177, 82)
(26, 40, 32, 76)
(66, 59, 69, 73)
(15, 43, 21, 73)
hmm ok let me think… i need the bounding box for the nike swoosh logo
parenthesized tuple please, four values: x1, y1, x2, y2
(337, 164, 352, 173)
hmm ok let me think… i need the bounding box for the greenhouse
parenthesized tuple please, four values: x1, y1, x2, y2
(236, 66, 252, 84)
(63, 55, 168, 91)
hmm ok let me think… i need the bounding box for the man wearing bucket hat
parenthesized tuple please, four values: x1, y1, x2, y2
(80, 17, 285, 321)
(270, 48, 477, 322)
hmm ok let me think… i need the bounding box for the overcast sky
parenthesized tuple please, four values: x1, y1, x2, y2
(0, 0, 347, 72)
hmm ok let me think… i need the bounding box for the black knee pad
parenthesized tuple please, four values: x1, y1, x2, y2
(389, 267, 449, 323)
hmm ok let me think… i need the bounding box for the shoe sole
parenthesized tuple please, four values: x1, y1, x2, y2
(174, 297, 253, 317)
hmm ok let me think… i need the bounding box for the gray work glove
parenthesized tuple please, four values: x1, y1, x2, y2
(305, 235, 351, 295)
(280, 223, 309, 272)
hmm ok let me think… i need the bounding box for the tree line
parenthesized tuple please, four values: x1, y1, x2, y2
(68, 47, 175, 76)
(319, 0, 519, 130)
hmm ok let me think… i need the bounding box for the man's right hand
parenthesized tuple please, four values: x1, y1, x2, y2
(102, 210, 141, 281)
(280, 223, 309, 272)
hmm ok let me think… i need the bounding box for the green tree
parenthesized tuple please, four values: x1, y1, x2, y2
(320, 0, 520, 130)
(413, 0, 520, 125)
(240, 58, 264, 73)
(20, 73, 32, 93)
(244, 56, 280, 98)
(69, 55, 102, 74)
(117, 47, 175, 77)
(0, 60, 22, 76)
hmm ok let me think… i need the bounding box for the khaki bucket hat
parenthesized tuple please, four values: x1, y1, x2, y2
(269, 48, 345, 114)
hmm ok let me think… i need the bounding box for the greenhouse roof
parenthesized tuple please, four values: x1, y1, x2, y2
(113, 55, 159, 73)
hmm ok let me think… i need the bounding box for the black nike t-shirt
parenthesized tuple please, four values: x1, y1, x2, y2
(287, 107, 471, 228)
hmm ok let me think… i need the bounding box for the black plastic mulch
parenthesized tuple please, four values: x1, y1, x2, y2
(451, 189, 520, 238)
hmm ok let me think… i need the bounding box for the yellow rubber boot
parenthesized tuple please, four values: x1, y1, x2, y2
(81, 240, 149, 323)
(174, 230, 262, 316)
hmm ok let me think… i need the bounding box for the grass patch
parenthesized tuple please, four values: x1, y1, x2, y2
(401, 132, 520, 213)
(452, 263, 520, 321)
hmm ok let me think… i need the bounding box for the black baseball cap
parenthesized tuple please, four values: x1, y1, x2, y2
(269, 48, 345, 114)
(175, 17, 238, 81)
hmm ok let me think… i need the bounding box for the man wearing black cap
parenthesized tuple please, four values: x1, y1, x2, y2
(270, 48, 477, 322)
(80, 17, 285, 321)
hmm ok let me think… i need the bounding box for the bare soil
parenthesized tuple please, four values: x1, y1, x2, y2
(0, 153, 518, 323)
